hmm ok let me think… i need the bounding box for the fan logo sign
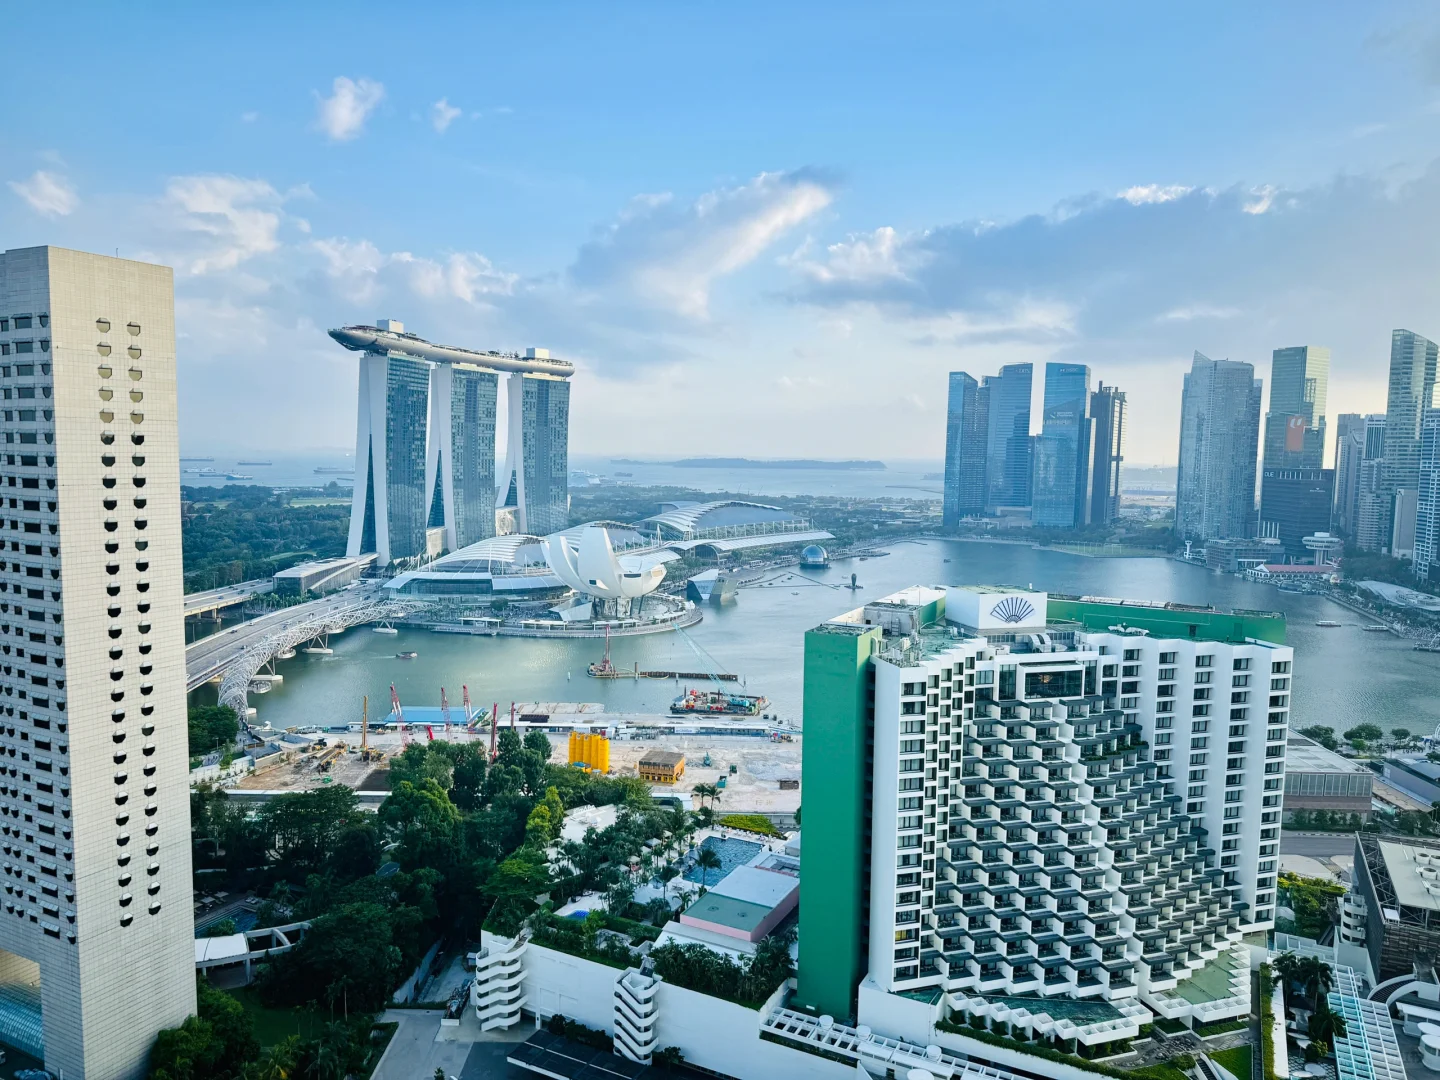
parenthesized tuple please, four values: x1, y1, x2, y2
(990, 596, 1035, 624)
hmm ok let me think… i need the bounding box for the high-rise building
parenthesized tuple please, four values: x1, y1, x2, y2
(1379, 330, 1439, 555)
(982, 363, 1032, 510)
(942, 372, 989, 526)
(1258, 347, 1332, 558)
(0, 247, 196, 1077)
(1089, 383, 1126, 525)
(330, 325, 574, 563)
(498, 365, 571, 536)
(1415, 408, 1440, 581)
(1356, 417, 1389, 553)
(1175, 352, 1262, 543)
(795, 585, 1287, 1023)
(1332, 413, 1366, 536)
(1032, 363, 1092, 528)
(426, 362, 499, 552)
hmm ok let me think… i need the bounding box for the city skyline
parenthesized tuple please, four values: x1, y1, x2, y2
(4, 6, 1440, 463)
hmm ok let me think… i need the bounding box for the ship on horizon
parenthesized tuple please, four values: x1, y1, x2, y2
(236, 460, 272, 466)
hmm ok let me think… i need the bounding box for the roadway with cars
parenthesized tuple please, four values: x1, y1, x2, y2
(184, 581, 383, 692)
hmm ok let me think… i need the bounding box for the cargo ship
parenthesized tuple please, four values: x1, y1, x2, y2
(671, 688, 768, 716)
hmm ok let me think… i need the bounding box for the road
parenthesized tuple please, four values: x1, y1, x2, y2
(1280, 832, 1358, 857)
(184, 579, 274, 617)
(184, 583, 385, 692)
(370, 1010, 528, 1080)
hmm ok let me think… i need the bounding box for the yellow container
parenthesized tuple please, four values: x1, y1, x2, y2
(567, 731, 610, 773)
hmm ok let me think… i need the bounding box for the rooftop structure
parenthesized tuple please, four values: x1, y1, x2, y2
(678, 861, 799, 943)
(638, 750, 685, 783)
(1353, 833, 1440, 980)
(639, 500, 832, 554)
(1046, 592, 1286, 644)
(1283, 731, 1372, 822)
(272, 555, 371, 596)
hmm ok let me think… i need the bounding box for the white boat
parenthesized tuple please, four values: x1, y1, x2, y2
(302, 646, 333, 655)
(372, 625, 398, 635)
(1315, 620, 1341, 628)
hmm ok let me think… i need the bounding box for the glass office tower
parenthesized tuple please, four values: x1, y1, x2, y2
(515, 373, 571, 536)
(983, 362, 1033, 509)
(1032, 363, 1092, 528)
(943, 372, 989, 526)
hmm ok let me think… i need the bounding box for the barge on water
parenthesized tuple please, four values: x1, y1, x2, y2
(671, 688, 769, 716)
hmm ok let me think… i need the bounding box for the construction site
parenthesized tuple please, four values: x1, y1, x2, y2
(226, 684, 803, 814)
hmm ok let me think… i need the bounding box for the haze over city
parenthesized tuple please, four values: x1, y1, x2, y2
(6, 3, 1440, 462)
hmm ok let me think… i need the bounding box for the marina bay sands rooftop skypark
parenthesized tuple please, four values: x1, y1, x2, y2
(328, 321, 575, 378)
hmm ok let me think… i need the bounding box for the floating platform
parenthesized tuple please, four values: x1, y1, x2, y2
(589, 663, 737, 681)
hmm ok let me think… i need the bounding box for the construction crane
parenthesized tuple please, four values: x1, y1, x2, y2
(490, 701, 500, 762)
(360, 695, 369, 760)
(440, 687, 452, 738)
(392, 683, 408, 749)
(462, 685, 474, 729)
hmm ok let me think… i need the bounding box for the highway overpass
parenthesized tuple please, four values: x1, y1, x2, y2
(184, 579, 274, 618)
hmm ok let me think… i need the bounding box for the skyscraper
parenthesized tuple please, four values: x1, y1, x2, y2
(498, 365, 572, 536)
(426, 362, 498, 552)
(1379, 330, 1439, 554)
(0, 247, 195, 1077)
(1332, 413, 1366, 536)
(1415, 407, 1440, 581)
(1089, 383, 1126, 525)
(796, 585, 1286, 1023)
(1258, 346, 1332, 557)
(942, 372, 989, 526)
(1175, 352, 1263, 543)
(1031, 363, 1093, 528)
(1356, 416, 1390, 553)
(982, 362, 1032, 509)
(330, 325, 574, 563)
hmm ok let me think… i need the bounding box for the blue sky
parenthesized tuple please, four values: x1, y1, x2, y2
(5, 2, 1440, 463)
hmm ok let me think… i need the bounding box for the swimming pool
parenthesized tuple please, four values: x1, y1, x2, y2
(682, 836, 762, 885)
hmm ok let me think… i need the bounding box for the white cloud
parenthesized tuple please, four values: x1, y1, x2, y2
(1117, 184, 1194, 205)
(1158, 304, 1240, 322)
(392, 251, 517, 303)
(1243, 184, 1278, 214)
(241, 111, 259, 124)
(431, 98, 462, 133)
(571, 169, 835, 318)
(792, 226, 908, 283)
(7, 171, 78, 217)
(315, 76, 385, 141)
(161, 175, 286, 274)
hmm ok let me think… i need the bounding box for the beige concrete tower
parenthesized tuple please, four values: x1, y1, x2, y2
(0, 247, 194, 1077)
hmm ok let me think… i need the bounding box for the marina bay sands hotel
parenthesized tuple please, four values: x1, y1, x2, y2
(328, 320, 572, 566)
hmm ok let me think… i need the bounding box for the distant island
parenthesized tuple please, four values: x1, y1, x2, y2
(611, 457, 887, 471)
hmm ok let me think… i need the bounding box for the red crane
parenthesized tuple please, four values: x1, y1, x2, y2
(392, 683, 408, 748)
(490, 701, 499, 762)
(440, 687, 452, 738)
(462, 684, 473, 729)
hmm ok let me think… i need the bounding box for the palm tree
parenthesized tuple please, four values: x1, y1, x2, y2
(246, 1038, 298, 1080)
(696, 846, 722, 889)
(693, 783, 717, 809)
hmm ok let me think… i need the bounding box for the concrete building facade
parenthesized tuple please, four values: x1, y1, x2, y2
(1332, 413, 1367, 537)
(1176, 352, 1263, 543)
(0, 246, 196, 1077)
(1089, 383, 1125, 526)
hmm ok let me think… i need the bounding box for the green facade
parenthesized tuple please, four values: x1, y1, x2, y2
(1047, 596, 1285, 644)
(794, 620, 880, 1020)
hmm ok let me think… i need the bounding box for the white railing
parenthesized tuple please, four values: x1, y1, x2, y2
(613, 968, 661, 1063)
(473, 940, 528, 1031)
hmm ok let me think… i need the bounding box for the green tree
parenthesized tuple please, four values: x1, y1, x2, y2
(377, 779, 460, 864)
(524, 729, 553, 761)
(1344, 723, 1383, 748)
(1299, 726, 1339, 751)
(149, 979, 259, 1080)
(696, 847, 722, 889)
(448, 742, 488, 810)
(259, 902, 404, 1013)
(189, 704, 240, 758)
(483, 852, 551, 934)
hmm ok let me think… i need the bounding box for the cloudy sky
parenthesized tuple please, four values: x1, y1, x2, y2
(5, 3, 1440, 465)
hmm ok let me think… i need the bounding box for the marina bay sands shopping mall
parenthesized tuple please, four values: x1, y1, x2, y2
(328, 322, 829, 621)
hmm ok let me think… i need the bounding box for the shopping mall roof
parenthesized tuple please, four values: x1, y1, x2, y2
(642, 500, 799, 538)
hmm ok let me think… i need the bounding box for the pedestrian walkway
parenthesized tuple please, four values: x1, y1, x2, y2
(370, 1007, 528, 1080)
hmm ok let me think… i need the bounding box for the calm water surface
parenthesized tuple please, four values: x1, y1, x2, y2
(239, 540, 1439, 737)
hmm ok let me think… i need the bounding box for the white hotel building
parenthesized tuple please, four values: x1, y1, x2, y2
(801, 585, 1289, 1033)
